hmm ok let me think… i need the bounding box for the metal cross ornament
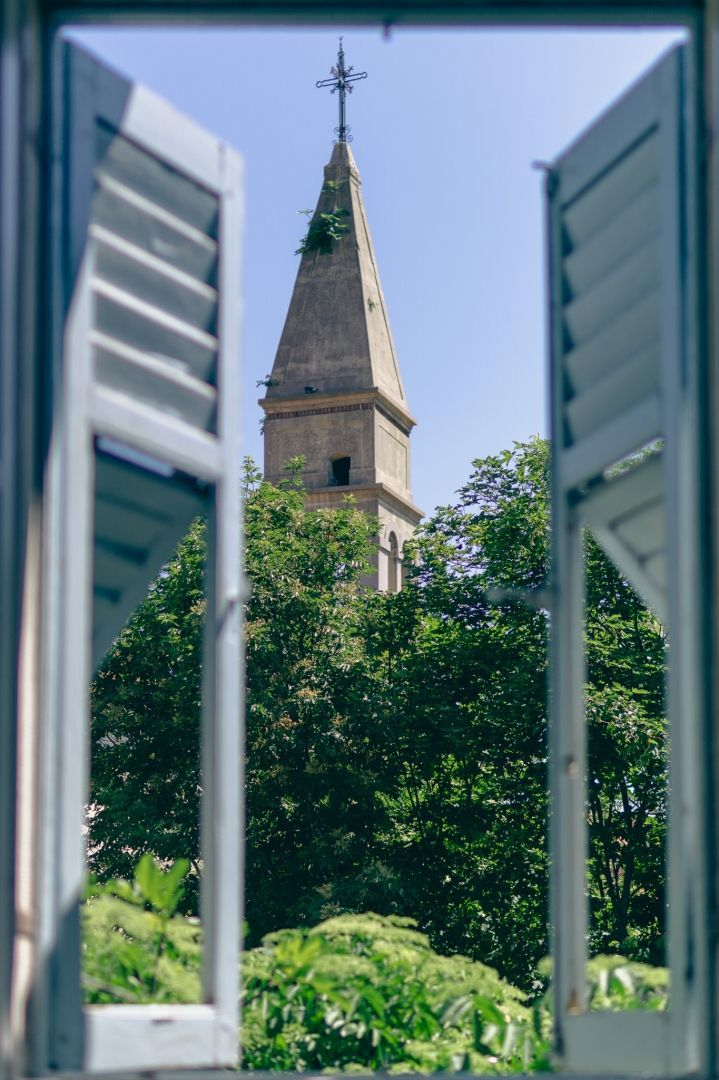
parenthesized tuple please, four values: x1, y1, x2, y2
(316, 38, 367, 143)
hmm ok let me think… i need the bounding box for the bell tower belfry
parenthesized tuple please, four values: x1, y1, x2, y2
(260, 81, 422, 589)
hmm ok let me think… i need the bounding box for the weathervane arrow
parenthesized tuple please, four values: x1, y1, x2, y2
(316, 37, 367, 143)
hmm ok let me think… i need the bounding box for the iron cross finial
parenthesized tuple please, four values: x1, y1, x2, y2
(316, 37, 367, 143)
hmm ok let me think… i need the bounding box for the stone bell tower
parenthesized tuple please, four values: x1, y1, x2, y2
(259, 136, 422, 591)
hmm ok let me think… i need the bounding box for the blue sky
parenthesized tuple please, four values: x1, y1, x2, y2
(71, 24, 684, 514)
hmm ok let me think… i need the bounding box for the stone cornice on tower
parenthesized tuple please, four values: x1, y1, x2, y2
(264, 141, 407, 408)
(259, 386, 417, 437)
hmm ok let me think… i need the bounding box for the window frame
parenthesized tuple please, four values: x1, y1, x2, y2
(2, 3, 717, 1078)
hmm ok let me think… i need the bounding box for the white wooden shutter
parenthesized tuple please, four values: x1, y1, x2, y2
(33, 41, 243, 1072)
(549, 44, 709, 1076)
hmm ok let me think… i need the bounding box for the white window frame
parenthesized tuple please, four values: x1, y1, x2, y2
(28, 39, 244, 1074)
(3, 3, 719, 1080)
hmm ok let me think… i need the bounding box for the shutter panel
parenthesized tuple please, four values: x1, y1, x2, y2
(552, 62, 668, 620)
(65, 50, 227, 668)
(34, 42, 243, 1072)
(549, 44, 708, 1076)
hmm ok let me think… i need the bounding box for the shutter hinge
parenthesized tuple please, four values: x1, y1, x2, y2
(485, 583, 553, 612)
(533, 160, 558, 198)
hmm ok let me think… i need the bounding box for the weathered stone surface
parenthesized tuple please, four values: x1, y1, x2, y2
(261, 142, 421, 590)
(265, 141, 406, 404)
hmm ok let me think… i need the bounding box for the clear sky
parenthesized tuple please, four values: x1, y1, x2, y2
(70, 23, 684, 515)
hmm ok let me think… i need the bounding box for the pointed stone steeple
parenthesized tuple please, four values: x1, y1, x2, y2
(260, 142, 422, 591)
(267, 142, 407, 406)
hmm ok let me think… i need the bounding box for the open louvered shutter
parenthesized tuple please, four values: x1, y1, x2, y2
(63, 43, 230, 668)
(548, 44, 709, 1076)
(553, 58, 671, 621)
(33, 42, 243, 1073)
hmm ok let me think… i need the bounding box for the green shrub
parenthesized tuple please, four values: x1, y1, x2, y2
(295, 208, 349, 255)
(82, 854, 201, 1004)
(81, 859, 669, 1073)
(82, 862, 541, 1071)
(241, 913, 538, 1073)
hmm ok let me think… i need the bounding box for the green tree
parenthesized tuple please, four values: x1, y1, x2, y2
(89, 517, 206, 909)
(90, 464, 393, 936)
(89, 442, 667, 989)
(241, 913, 535, 1074)
(241, 472, 395, 941)
(584, 531, 666, 959)
(363, 441, 551, 989)
(365, 438, 667, 987)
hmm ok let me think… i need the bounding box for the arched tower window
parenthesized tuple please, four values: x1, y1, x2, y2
(401, 541, 410, 588)
(329, 455, 350, 486)
(387, 532, 400, 593)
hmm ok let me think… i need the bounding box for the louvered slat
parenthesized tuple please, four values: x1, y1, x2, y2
(92, 226, 218, 331)
(90, 127, 220, 435)
(581, 453, 664, 523)
(562, 131, 659, 249)
(563, 183, 659, 296)
(564, 293, 661, 400)
(93, 174, 218, 283)
(94, 281, 217, 382)
(93, 332, 216, 430)
(563, 241, 659, 346)
(583, 457, 666, 581)
(96, 126, 219, 236)
(555, 112, 666, 611)
(560, 130, 662, 486)
(565, 343, 659, 443)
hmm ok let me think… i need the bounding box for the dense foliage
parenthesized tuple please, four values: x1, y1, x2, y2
(90, 461, 388, 930)
(241, 912, 536, 1074)
(89, 440, 668, 992)
(365, 439, 667, 981)
(361, 444, 551, 985)
(82, 859, 669, 1073)
(83, 858, 540, 1072)
(83, 854, 200, 1004)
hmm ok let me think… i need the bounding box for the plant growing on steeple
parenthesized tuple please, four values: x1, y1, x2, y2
(296, 206, 350, 256)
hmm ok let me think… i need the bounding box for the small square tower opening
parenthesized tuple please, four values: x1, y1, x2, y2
(330, 456, 351, 486)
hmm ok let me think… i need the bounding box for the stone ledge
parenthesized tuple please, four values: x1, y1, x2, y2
(303, 481, 423, 523)
(259, 386, 417, 434)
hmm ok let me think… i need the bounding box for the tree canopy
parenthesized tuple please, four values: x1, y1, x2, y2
(89, 440, 667, 990)
(91, 461, 389, 927)
(367, 439, 667, 983)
